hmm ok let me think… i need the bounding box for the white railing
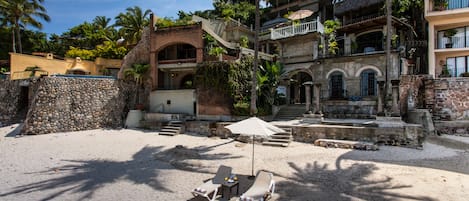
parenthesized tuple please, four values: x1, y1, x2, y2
(270, 20, 323, 40)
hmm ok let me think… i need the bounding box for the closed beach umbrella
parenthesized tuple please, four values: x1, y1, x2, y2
(225, 117, 285, 177)
(287, 9, 314, 20)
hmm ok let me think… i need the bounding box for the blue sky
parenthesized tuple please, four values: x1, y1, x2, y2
(39, 0, 214, 35)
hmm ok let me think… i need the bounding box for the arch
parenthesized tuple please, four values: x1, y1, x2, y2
(155, 37, 203, 53)
(326, 68, 348, 79)
(360, 69, 378, 96)
(355, 65, 383, 77)
(158, 43, 197, 61)
(355, 29, 383, 38)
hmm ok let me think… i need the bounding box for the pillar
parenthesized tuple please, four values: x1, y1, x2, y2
(313, 83, 322, 113)
(303, 81, 313, 111)
(377, 80, 385, 115)
(150, 52, 158, 90)
(391, 80, 400, 116)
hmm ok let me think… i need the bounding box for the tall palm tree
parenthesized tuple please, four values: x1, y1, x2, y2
(93, 16, 112, 30)
(1, 0, 50, 53)
(114, 6, 151, 45)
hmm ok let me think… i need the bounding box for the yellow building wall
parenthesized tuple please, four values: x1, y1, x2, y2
(9, 53, 122, 80)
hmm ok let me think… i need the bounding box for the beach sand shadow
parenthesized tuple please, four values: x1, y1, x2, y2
(274, 161, 436, 201)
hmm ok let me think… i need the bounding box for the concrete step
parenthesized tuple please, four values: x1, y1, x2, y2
(159, 131, 178, 136)
(262, 141, 290, 147)
(267, 138, 291, 143)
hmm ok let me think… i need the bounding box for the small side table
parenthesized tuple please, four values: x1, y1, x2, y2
(222, 180, 239, 199)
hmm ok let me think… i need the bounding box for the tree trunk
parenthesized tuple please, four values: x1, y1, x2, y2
(11, 29, 16, 53)
(250, 0, 260, 116)
(15, 21, 22, 54)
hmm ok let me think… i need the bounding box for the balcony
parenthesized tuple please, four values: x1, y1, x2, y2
(426, 0, 469, 20)
(270, 20, 323, 40)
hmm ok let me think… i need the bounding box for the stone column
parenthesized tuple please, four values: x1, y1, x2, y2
(391, 80, 400, 116)
(303, 81, 313, 111)
(377, 80, 385, 115)
(313, 83, 322, 113)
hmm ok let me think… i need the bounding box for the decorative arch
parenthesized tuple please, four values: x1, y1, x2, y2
(355, 65, 383, 77)
(326, 68, 348, 79)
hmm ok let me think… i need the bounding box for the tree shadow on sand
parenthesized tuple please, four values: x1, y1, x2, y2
(1, 141, 241, 200)
(275, 161, 436, 201)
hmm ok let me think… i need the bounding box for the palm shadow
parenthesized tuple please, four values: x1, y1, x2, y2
(1, 142, 241, 200)
(274, 161, 436, 201)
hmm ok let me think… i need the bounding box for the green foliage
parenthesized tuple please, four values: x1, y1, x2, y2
(444, 29, 457, 38)
(114, 6, 151, 45)
(213, 0, 257, 25)
(208, 46, 227, 57)
(195, 61, 231, 91)
(155, 17, 195, 28)
(324, 20, 341, 55)
(0, 67, 7, 73)
(24, 65, 43, 77)
(239, 35, 249, 48)
(232, 101, 250, 116)
(257, 61, 284, 108)
(124, 63, 150, 86)
(65, 47, 96, 60)
(95, 41, 128, 59)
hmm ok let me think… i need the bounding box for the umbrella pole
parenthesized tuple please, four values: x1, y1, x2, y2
(249, 135, 256, 179)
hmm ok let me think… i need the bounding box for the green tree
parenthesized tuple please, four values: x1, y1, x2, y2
(114, 6, 151, 45)
(324, 19, 341, 55)
(0, 0, 50, 53)
(257, 61, 284, 112)
(124, 63, 150, 106)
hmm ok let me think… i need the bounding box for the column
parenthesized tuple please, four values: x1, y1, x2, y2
(391, 80, 400, 116)
(313, 83, 322, 113)
(303, 81, 313, 111)
(150, 52, 158, 90)
(377, 80, 385, 115)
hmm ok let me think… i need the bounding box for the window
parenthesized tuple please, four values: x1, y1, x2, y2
(360, 70, 377, 96)
(329, 72, 344, 99)
(446, 56, 469, 76)
(437, 26, 468, 49)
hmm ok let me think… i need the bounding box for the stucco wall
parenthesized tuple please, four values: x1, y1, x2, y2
(10, 53, 122, 80)
(149, 89, 195, 115)
(22, 77, 134, 134)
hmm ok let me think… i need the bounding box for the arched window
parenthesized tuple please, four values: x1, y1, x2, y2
(329, 72, 344, 99)
(360, 70, 377, 96)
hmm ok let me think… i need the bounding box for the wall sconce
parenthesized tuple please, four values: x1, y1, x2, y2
(170, 73, 177, 78)
(316, 61, 321, 65)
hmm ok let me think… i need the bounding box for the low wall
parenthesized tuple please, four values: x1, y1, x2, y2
(0, 79, 21, 126)
(426, 78, 469, 121)
(22, 77, 134, 134)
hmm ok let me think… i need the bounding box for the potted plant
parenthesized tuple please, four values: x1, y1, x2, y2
(434, 0, 448, 11)
(444, 29, 457, 48)
(440, 65, 451, 77)
(124, 63, 150, 110)
(460, 72, 469, 77)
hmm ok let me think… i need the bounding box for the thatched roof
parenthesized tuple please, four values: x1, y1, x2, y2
(334, 0, 385, 15)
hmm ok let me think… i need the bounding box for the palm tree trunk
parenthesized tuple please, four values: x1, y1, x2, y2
(250, 0, 260, 116)
(11, 29, 16, 53)
(15, 21, 22, 53)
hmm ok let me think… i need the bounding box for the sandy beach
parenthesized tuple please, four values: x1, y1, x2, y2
(1, 124, 468, 201)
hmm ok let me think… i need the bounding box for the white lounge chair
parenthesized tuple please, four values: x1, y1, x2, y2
(192, 165, 232, 201)
(239, 170, 275, 201)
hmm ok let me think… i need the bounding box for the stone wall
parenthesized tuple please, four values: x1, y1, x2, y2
(0, 79, 21, 126)
(22, 77, 134, 134)
(399, 75, 432, 117)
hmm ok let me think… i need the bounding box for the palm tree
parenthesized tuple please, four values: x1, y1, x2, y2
(1, 0, 50, 53)
(250, 0, 260, 115)
(124, 63, 150, 109)
(93, 16, 112, 30)
(114, 6, 151, 45)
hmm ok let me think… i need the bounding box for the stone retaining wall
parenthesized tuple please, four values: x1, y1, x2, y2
(425, 78, 469, 121)
(0, 79, 21, 126)
(22, 77, 135, 134)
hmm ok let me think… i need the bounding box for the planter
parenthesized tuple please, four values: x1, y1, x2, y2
(445, 43, 453, 48)
(125, 110, 143, 128)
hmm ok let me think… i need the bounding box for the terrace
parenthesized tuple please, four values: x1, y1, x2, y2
(270, 19, 323, 40)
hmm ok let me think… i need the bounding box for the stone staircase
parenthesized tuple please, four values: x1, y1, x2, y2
(159, 121, 184, 136)
(262, 128, 293, 147)
(274, 104, 306, 121)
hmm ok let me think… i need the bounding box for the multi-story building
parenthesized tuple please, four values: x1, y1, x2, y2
(425, 0, 469, 77)
(261, 0, 419, 118)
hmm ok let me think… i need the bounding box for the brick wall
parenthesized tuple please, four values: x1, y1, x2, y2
(426, 78, 469, 121)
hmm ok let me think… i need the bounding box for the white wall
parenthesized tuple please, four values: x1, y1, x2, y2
(149, 89, 195, 115)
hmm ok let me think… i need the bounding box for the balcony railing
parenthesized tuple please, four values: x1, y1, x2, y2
(270, 20, 323, 40)
(432, 0, 469, 11)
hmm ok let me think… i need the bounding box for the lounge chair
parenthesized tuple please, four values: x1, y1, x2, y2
(239, 170, 275, 201)
(192, 165, 232, 201)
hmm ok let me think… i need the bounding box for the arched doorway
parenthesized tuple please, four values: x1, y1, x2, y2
(288, 72, 312, 104)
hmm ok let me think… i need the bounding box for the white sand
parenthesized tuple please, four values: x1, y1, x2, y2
(1, 124, 468, 201)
